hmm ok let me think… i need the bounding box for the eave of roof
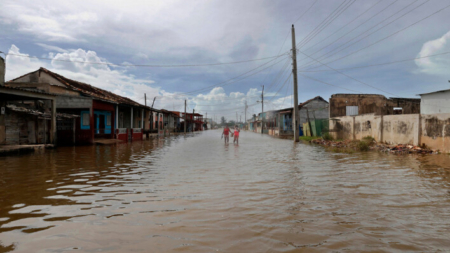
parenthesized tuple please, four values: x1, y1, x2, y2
(418, 89, 450, 96)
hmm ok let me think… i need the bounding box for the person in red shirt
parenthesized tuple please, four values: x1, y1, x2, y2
(222, 125, 230, 144)
(233, 125, 240, 144)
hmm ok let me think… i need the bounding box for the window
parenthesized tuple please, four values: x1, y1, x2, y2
(81, 111, 90, 130)
(106, 115, 111, 126)
(346, 106, 358, 116)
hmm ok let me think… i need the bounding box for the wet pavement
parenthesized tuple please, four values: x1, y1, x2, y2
(1, 130, 450, 252)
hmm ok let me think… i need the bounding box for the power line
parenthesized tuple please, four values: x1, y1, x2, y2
(303, 0, 384, 54)
(304, 0, 449, 70)
(161, 55, 289, 97)
(3, 52, 288, 68)
(298, 72, 361, 93)
(298, 0, 357, 50)
(300, 0, 424, 69)
(298, 49, 399, 97)
(298, 51, 450, 72)
(298, 0, 401, 67)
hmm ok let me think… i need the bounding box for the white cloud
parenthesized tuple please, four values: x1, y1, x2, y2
(415, 30, 450, 75)
(36, 43, 68, 53)
(5, 45, 165, 106)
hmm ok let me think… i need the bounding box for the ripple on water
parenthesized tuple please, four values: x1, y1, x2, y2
(0, 131, 450, 252)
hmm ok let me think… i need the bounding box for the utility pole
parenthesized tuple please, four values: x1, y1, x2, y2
(184, 100, 187, 134)
(206, 112, 207, 130)
(193, 109, 195, 132)
(291, 24, 300, 142)
(261, 85, 264, 135)
(151, 97, 156, 108)
(245, 101, 248, 122)
(144, 93, 147, 106)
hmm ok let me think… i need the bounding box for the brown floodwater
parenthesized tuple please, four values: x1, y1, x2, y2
(1, 130, 450, 252)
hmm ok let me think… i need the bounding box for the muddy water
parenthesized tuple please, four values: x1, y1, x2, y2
(1, 130, 450, 252)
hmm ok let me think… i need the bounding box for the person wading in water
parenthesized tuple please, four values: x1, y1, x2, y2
(233, 125, 240, 144)
(222, 125, 230, 144)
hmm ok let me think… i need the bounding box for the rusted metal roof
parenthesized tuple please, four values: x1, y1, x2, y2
(37, 68, 144, 107)
(6, 105, 79, 119)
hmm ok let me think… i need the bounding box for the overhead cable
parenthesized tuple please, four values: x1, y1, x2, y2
(4, 52, 288, 68)
(305, 0, 450, 70)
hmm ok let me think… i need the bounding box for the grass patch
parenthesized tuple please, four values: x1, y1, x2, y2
(357, 141, 370, 151)
(362, 136, 375, 143)
(299, 136, 321, 142)
(322, 132, 334, 141)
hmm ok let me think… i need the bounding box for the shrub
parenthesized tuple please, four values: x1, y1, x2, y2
(357, 141, 369, 151)
(362, 136, 375, 143)
(322, 132, 334, 141)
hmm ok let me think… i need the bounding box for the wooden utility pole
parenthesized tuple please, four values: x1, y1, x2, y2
(261, 85, 264, 135)
(245, 100, 248, 122)
(291, 24, 300, 142)
(151, 97, 156, 108)
(184, 100, 186, 134)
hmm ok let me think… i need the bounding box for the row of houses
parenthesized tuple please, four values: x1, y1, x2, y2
(248, 90, 450, 152)
(247, 93, 423, 136)
(0, 56, 206, 147)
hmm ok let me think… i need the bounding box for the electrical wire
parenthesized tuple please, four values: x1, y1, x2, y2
(298, 51, 450, 72)
(295, 0, 350, 49)
(298, 0, 357, 50)
(303, 0, 384, 54)
(298, 72, 361, 93)
(3, 52, 288, 68)
(300, 0, 424, 69)
(304, 0, 449, 70)
(298, 49, 399, 97)
(298, 0, 401, 67)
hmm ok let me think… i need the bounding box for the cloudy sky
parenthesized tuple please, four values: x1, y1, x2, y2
(1, 0, 450, 121)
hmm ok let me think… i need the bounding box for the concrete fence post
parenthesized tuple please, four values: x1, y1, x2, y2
(417, 114, 422, 146)
(352, 116, 356, 140)
(380, 115, 384, 143)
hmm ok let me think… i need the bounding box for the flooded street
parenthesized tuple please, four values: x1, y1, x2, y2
(1, 130, 450, 252)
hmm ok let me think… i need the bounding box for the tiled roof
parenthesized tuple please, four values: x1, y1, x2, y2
(37, 68, 144, 107)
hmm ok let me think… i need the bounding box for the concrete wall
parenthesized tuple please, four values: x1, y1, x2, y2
(421, 113, 450, 152)
(329, 116, 354, 140)
(0, 56, 5, 85)
(354, 114, 383, 142)
(420, 91, 450, 114)
(383, 114, 419, 146)
(330, 114, 420, 146)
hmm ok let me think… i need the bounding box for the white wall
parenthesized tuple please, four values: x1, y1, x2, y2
(421, 91, 450, 114)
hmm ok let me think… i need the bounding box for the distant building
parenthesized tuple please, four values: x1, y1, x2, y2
(418, 89, 450, 114)
(329, 94, 420, 118)
(276, 96, 329, 135)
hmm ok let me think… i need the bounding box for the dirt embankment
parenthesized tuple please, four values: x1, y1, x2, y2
(310, 138, 437, 154)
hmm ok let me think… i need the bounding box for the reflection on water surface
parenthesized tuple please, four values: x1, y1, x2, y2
(1, 130, 450, 252)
